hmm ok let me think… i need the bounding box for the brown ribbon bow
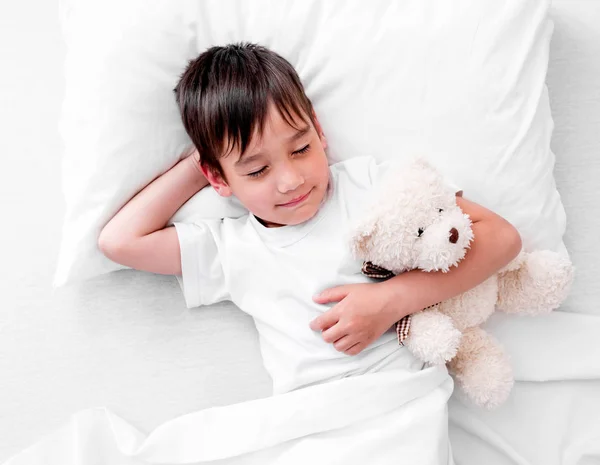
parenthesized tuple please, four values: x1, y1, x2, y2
(361, 261, 412, 346)
(361, 261, 441, 346)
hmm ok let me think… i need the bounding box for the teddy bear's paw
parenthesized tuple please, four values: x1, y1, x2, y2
(405, 310, 462, 365)
(497, 250, 575, 315)
(448, 327, 514, 409)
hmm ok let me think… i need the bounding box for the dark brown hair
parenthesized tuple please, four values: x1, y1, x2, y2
(173, 42, 316, 180)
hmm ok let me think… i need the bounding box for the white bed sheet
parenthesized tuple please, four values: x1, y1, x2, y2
(1, 0, 600, 463)
(450, 379, 600, 465)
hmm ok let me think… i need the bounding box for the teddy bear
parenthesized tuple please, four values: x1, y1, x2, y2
(349, 157, 574, 409)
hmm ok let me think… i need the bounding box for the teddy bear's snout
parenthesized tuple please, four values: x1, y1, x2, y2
(449, 228, 459, 244)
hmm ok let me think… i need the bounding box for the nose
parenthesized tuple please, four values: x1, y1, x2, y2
(449, 228, 459, 244)
(277, 163, 304, 193)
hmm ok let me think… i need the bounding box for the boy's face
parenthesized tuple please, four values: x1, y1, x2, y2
(202, 102, 330, 227)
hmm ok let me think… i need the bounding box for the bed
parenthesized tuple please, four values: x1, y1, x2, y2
(1, 1, 599, 463)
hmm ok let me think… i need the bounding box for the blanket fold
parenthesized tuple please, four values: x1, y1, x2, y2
(4, 366, 454, 465)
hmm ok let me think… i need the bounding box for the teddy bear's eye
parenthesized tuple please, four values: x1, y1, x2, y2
(417, 228, 424, 237)
(438, 208, 444, 213)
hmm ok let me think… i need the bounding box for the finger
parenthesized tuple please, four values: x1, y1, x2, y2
(309, 310, 340, 332)
(344, 342, 363, 356)
(312, 285, 351, 305)
(321, 325, 346, 344)
(333, 335, 355, 352)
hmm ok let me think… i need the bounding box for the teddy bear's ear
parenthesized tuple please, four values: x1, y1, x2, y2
(410, 156, 441, 177)
(350, 218, 379, 259)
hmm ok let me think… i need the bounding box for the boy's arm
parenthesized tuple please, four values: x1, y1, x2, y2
(98, 148, 209, 276)
(379, 195, 522, 317)
(310, 195, 522, 355)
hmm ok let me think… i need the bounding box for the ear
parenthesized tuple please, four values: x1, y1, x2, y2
(199, 163, 233, 197)
(350, 218, 379, 259)
(410, 156, 439, 176)
(312, 108, 327, 150)
(407, 156, 448, 189)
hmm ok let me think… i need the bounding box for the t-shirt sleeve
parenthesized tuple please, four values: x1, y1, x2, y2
(173, 220, 230, 308)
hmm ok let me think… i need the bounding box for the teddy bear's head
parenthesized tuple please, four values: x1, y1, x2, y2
(350, 157, 474, 275)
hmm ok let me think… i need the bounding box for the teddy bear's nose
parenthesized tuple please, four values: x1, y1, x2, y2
(449, 228, 459, 244)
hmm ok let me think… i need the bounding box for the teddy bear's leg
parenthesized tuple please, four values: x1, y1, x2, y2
(497, 250, 575, 315)
(497, 249, 527, 274)
(404, 309, 462, 365)
(447, 327, 514, 410)
(438, 275, 498, 331)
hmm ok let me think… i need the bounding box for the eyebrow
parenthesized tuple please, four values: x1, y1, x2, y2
(234, 125, 311, 168)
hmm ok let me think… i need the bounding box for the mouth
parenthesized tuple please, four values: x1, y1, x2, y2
(277, 188, 313, 207)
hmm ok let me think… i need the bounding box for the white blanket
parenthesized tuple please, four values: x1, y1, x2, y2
(3, 366, 455, 465)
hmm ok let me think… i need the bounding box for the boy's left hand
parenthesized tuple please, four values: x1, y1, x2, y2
(309, 282, 408, 356)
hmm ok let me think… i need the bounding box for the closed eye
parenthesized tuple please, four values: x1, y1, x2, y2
(293, 144, 310, 155)
(248, 144, 310, 178)
(248, 167, 267, 178)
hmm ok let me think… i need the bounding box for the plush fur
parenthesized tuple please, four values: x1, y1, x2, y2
(350, 157, 574, 409)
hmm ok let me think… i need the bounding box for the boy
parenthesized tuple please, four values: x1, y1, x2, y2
(98, 42, 522, 397)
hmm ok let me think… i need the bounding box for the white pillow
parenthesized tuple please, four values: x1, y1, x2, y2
(55, 0, 567, 288)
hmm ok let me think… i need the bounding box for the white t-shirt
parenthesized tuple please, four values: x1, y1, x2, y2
(174, 156, 460, 395)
